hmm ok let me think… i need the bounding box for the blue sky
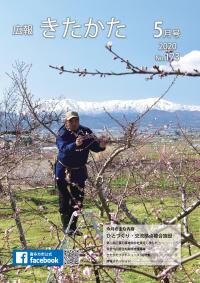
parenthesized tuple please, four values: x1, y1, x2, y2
(1, 1, 200, 104)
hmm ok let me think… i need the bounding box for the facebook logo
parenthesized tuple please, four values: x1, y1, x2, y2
(13, 249, 64, 266)
(15, 252, 28, 264)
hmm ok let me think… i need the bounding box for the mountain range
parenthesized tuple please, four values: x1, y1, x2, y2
(42, 97, 200, 114)
(40, 97, 200, 131)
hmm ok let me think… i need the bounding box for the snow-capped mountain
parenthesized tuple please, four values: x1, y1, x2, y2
(38, 97, 200, 130)
(41, 97, 200, 114)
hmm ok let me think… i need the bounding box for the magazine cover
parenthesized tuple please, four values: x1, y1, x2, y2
(0, 1, 200, 282)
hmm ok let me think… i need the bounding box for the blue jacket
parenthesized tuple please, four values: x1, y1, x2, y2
(56, 124, 105, 168)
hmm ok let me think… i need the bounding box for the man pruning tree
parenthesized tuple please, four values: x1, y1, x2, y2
(55, 111, 107, 236)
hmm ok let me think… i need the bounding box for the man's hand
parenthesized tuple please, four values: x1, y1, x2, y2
(76, 136, 84, 147)
(99, 136, 108, 149)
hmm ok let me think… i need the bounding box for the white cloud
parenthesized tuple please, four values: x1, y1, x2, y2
(159, 50, 200, 72)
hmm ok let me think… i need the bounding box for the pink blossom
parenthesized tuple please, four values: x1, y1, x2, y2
(83, 267, 92, 277)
